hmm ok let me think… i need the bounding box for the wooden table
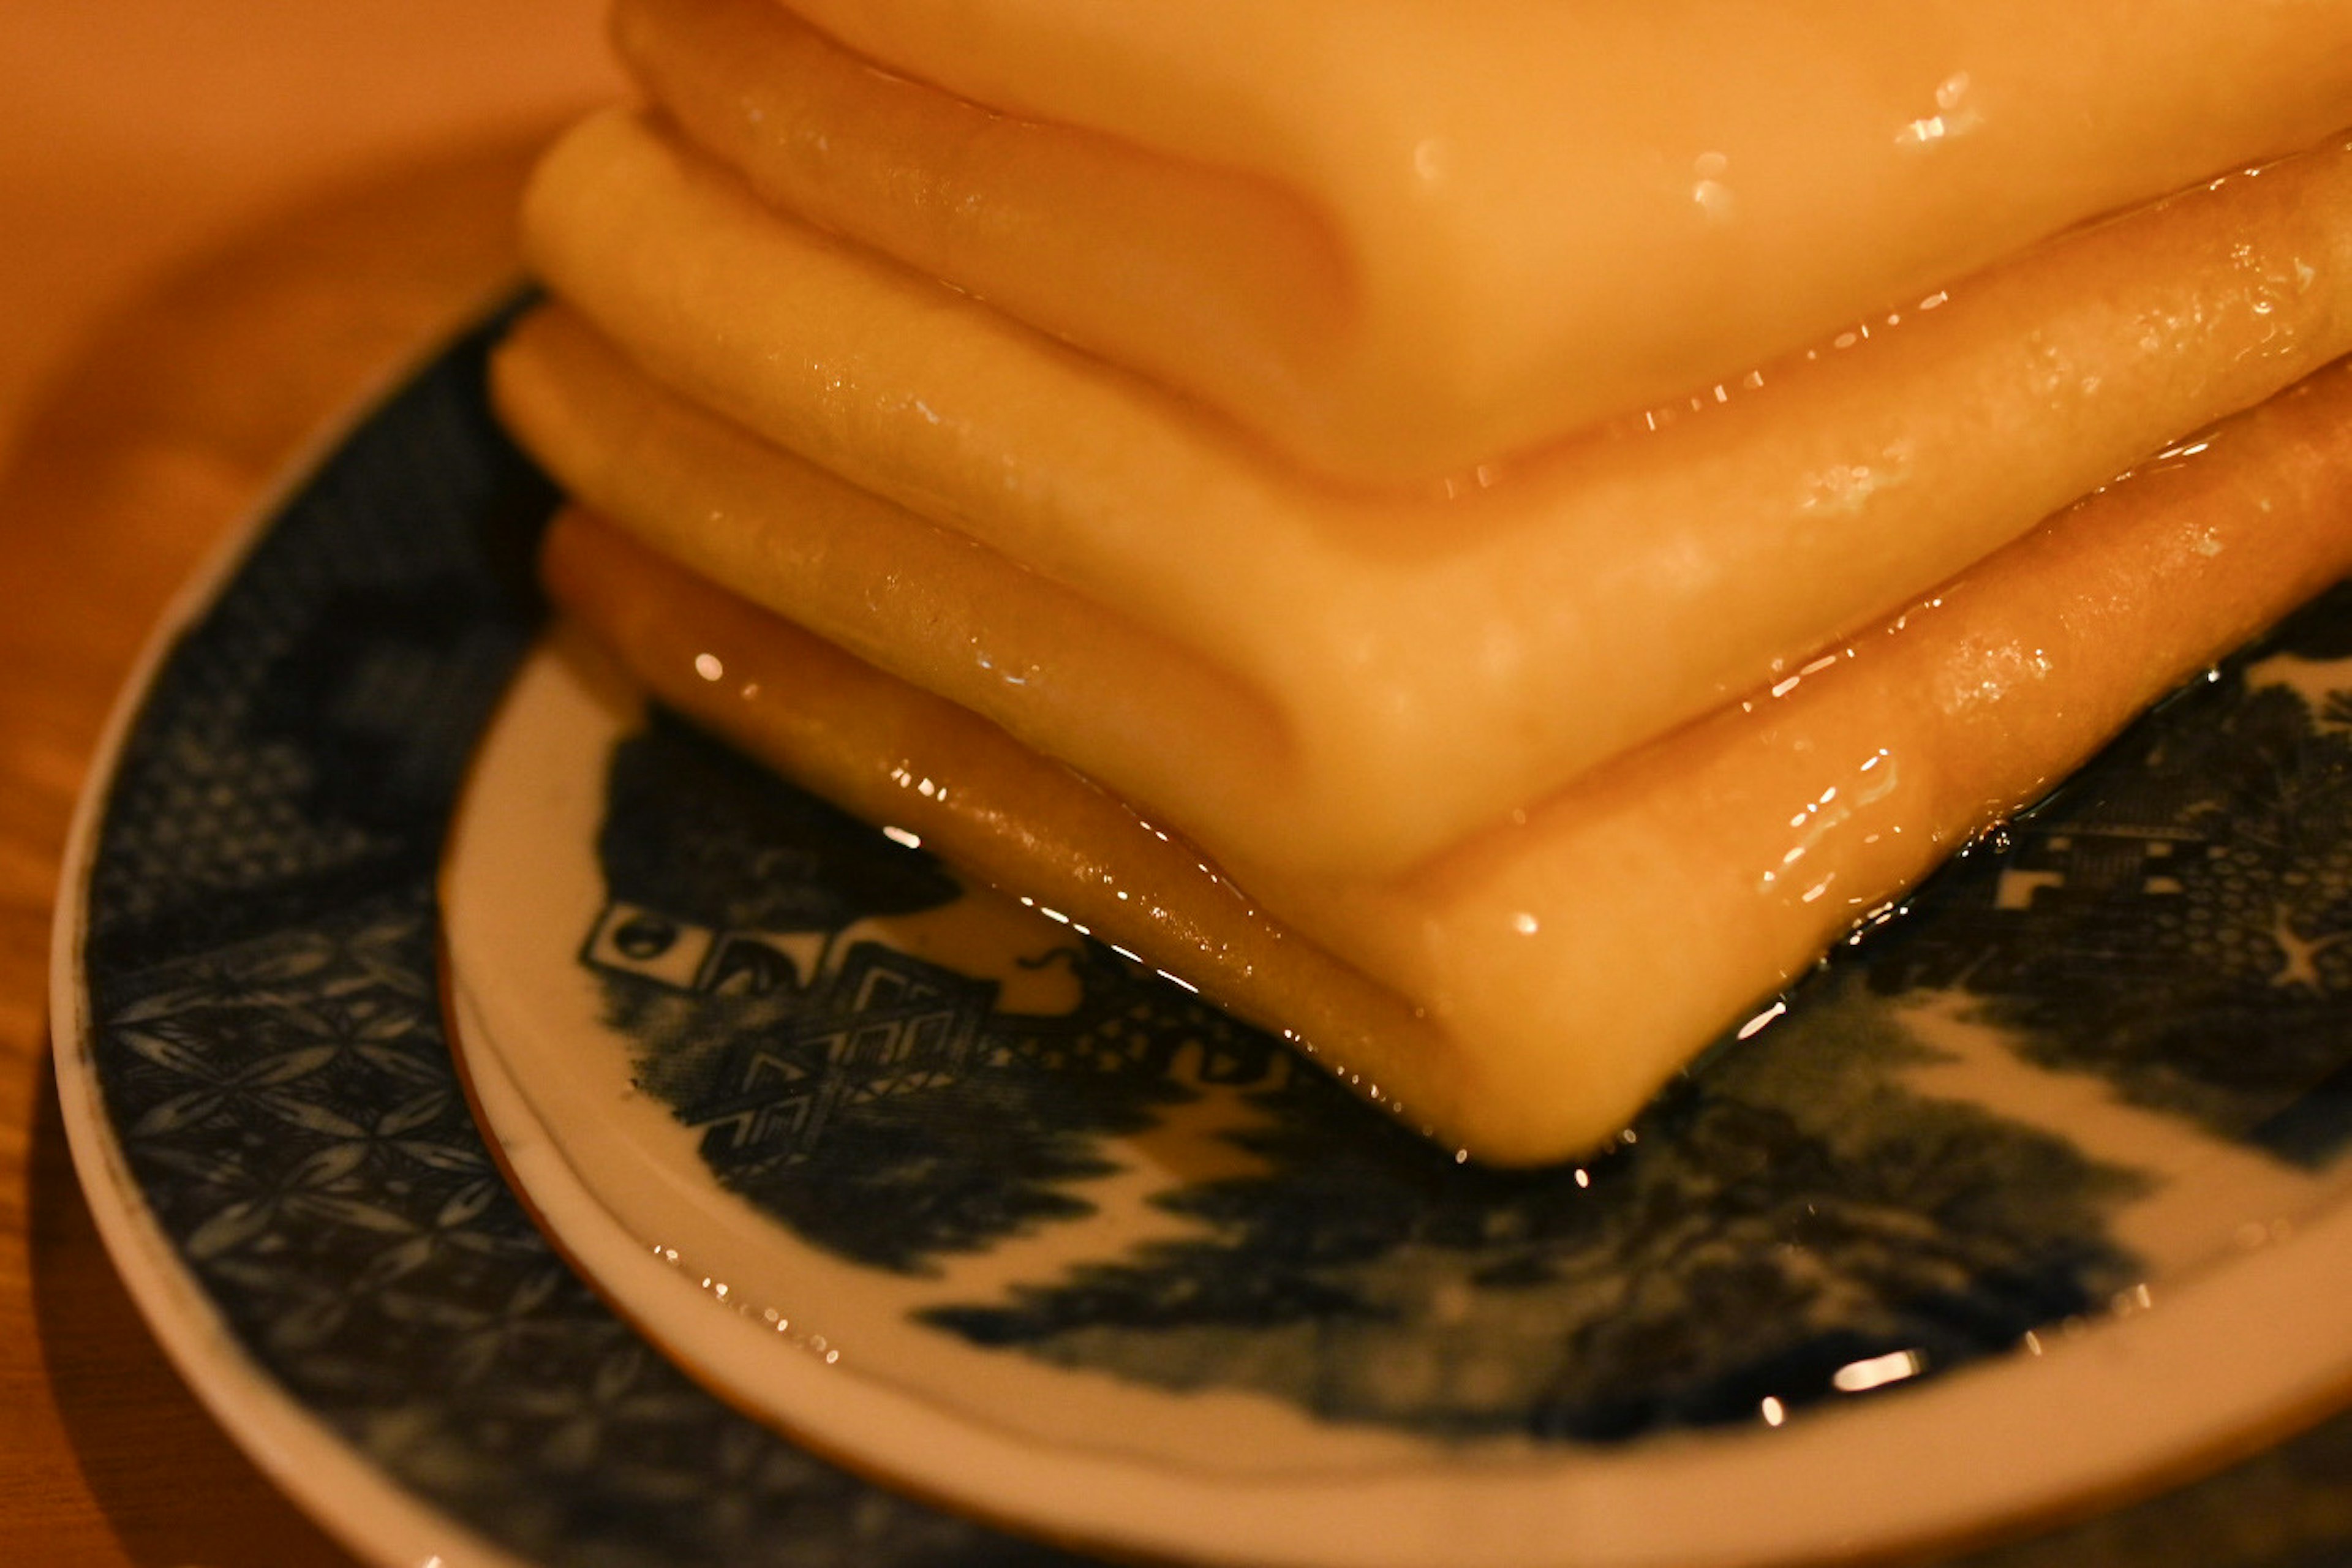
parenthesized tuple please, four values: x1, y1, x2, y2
(0, 132, 562, 1568)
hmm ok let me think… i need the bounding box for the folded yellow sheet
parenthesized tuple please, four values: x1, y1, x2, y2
(503, 1, 2352, 1158)
(514, 114, 2352, 879)
(540, 356, 2352, 1161)
(611, 0, 2352, 480)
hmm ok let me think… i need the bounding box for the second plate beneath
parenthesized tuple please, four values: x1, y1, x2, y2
(443, 621, 2352, 1568)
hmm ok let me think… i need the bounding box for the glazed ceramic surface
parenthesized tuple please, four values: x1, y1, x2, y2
(51, 315, 2352, 1567)
(442, 631, 2352, 1566)
(51, 318, 1091, 1568)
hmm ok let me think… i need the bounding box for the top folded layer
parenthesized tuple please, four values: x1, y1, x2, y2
(624, 0, 2352, 480)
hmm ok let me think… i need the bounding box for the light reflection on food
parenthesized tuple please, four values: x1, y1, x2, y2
(503, 123, 2352, 881)
(496, 0, 2352, 1163)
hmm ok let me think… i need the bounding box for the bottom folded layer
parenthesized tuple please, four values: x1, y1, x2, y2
(541, 357, 2352, 1163)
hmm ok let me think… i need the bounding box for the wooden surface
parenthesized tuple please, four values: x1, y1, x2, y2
(0, 9, 614, 1559)
(0, 2, 614, 447)
(0, 129, 575, 1568)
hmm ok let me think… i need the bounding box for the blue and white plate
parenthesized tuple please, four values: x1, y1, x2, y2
(51, 311, 2352, 1568)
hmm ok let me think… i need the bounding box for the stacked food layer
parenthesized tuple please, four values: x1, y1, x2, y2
(497, 0, 2352, 1161)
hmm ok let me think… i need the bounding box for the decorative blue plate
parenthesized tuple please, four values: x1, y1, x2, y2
(49, 311, 2352, 1567)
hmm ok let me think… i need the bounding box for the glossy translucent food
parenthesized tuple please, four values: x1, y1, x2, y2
(539, 358, 2352, 1161)
(505, 0, 2352, 1157)
(617, 0, 2352, 482)
(514, 121, 2352, 880)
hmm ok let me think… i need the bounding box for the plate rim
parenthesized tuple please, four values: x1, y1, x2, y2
(45, 287, 539, 1568)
